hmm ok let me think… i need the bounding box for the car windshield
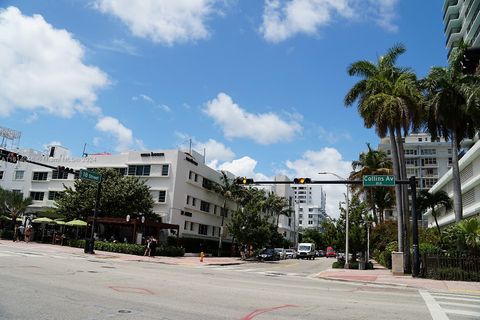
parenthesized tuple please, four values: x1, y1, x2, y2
(299, 245, 310, 251)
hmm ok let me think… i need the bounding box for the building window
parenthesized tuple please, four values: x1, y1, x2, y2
(213, 205, 217, 215)
(190, 222, 194, 231)
(212, 226, 216, 237)
(421, 149, 436, 155)
(186, 195, 190, 205)
(161, 164, 169, 176)
(48, 191, 63, 201)
(180, 211, 193, 217)
(299, 220, 303, 225)
(192, 198, 196, 207)
(198, 224, 208, 235)
(32, 172, 48, 181)
(14, 170, 24, 180)
(189, 171, 193, 180)
(51, 170, 68, 179)
(221, 208, 228, 218)
(308, 208, 313, 212)
(418, 138, 422, 142)
(184, 221, 188, 230)
(424, 178, 438, 188)
(405, 159, 417, 166)
(299, 214, 303, 219)
(0, 171, 3, 179)
(308, 220, 313, 225)
(387, 150, 391, 155)
(448, 157, 453, 165)
(158, 190, 166, 203)
(202, 178, 214, 190)
(30, 192, 44, 201)
(308, 214, 313, 219)
(194, 173, 198, 182)
(405, 149, 417, 155)
(128, 165, 151, 176)
(423, 158, 437, 165)
(448, 149, 452, 154)
(200, 201, 210, 213)
(299, 208, 303, 212)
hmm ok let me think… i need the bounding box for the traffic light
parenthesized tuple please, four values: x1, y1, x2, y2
(0, 149, 27, 163)
(57, 166, 75, 174)
(235, 177, 254, 185)
(293, 177, 311, 184)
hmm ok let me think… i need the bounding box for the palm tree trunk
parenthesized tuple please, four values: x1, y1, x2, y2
(451, 130, 463, 222)
(389, 128, 404, 252)
(432, 209, 441, 237)
(370, 189, 378, 223)
(396, 125, 410, 272)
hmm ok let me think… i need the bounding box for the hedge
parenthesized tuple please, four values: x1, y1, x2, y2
(68, 239, 184, 257)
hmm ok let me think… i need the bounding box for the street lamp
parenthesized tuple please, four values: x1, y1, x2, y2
(318, 172, 350, 269)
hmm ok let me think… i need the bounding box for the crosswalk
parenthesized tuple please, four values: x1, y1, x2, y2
(420, 290, 480, 320)
(198, 264, 309, 278)
(0, 249, 84, 260)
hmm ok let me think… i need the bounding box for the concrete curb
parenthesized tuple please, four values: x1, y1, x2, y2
(316, 274, 410, 289)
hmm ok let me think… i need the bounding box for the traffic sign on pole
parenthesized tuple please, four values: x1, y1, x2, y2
(362, 175, 395, 187)
(79, 169, 102, 183)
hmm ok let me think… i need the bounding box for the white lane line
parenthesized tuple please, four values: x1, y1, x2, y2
(439, 301, 480, 309)
(432, 292, 480, 299)
(443, 308, 480, 317)
(419, 290, 449, 320)
(434, 296, 480, 302)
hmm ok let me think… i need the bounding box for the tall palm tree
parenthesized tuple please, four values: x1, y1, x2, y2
(422, 42, 480, 222)
(350, 143, 393, 222)
(374, 187, 395, 224)
(213, 171, 240, 256)
(345, 43, 423, 253)
(416, 190, 452, 237)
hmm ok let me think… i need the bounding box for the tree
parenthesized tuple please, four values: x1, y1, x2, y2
(416, 190, 452, 238)
(0, 188, 33, 235)
(345, 43, 423, 257)
(301, 228, 326, 249)
(227, 205, 272, 252)
(422, 42, 480, 222)
(55, 168, 154, 220)
(350, 143, 392, 222)
(213, 171, 241, 256)
(457, 218, 480, 253)
(373, 187, 395, 223)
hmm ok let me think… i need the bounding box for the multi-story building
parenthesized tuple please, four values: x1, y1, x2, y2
(378, 133, 452, 191)
(0, 145, 237, 247)
(443, 0, 480, 58)
(425, 136, 480, 227)
(294, 186, 328, 231)
(270, 175, 297, 245)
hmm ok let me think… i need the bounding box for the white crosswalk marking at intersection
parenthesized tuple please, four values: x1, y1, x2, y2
(421, 290, 480, 320)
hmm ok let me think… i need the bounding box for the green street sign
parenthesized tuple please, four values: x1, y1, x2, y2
(363, 175, 395, 187)
(79, 169, 102, 183)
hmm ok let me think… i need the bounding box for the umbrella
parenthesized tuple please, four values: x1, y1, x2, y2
(32, 217, 54, 224)
(65, 219, 87, 227)
(54, 219, 66, 225)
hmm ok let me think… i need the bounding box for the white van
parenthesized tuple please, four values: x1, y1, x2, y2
(297, 243, 316, 260)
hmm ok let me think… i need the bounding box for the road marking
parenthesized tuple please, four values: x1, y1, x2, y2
(419, 290, 449, 320)
(433, 296, 480, 302)
(241, 304, 298, 320)
(443, 309, 480, 317)
(438, 301, 480, 309)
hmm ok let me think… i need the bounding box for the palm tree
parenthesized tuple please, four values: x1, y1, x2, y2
(416, 190, 452, 238)
(422, 42, 480, 222)
(350, 143, 393, 222)
(457, 218, 480, 252)
(213, 171, 240, 256)
(345, 43, 423, 253)
(0, 188, 33, 236)
(374, 187, 395, 223)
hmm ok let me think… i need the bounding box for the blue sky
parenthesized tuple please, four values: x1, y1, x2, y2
(1, 0, 447, 217)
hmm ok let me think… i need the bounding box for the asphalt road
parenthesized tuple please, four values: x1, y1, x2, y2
(0, 244, 478, 320)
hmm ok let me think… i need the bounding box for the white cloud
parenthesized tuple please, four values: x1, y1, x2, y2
(283, 147, 352, 218)
(133, 94, 171, 112)
(213, 156, 269, 181)
(204, 92, 302, 144)
(197, 139, 235, 164)
(25, 112, 38, 124)
(0, 7, 108, 117)
(96, 38, 138, 55)
(95, 116, 134, 152)
(318, 126, 351, 144)
(260, 0, 398, 43)
(93, 0, 223, 45)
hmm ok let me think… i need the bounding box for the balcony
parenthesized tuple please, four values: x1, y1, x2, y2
(444, 12, 460, 33)
(446, 26, 462, 46)
(443, 0, 459, 21)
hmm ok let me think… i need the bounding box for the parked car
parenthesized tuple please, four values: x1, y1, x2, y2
(274, 248, 287, 260)
(326, 246, 336, 258)
(257, 248, 280, 261)
(297, 242, 316, 260)
(336, 252, 345, 261)
(316, 250, 325, 257)
(285, 249, 296, 259)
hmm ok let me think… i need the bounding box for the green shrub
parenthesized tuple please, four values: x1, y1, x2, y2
(419, 243, 442, 255)
(332, 261, 344, 268)
(0, 229, 14, 240)
(67, 239, 184, 257)
(348, 261, 359, 269)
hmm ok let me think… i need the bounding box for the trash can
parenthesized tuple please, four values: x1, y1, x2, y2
(84, 238, 95, 254)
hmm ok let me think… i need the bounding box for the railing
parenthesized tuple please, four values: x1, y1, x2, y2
(421, 253, 480, 281)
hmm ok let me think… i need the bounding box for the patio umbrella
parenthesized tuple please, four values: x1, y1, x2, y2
(32, 217, 54, 224)
(54, 219, 66, 225)
(65, 219, 87, 227)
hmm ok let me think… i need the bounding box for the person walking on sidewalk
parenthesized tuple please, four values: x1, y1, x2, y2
(144, 237, 152, 256)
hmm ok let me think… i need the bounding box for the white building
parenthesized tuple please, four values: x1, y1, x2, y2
(294, 186, 328, 231)
(425, 137, 480, 227)
(0, 145, 236, 245)
(270, 175, 297, 245)
(443, 0, 480, 58)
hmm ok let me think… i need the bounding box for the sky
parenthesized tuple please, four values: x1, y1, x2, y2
(0, 0, 448, 218)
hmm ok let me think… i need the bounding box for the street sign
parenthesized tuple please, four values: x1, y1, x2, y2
(79, 169, 102, 183)
(362, 175, 395, 187)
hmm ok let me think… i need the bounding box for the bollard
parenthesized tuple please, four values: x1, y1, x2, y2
(200, 251, 204, 262)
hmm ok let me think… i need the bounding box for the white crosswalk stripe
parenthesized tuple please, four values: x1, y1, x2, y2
(0, 250, 84, 260)
(198, 264, 307, 277)
(420, 290, 480, 320)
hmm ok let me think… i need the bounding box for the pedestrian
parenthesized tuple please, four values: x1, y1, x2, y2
(25, 226, 32, 243)
(144, 237, 152, 256)
(150, 237, 157, 257)
(241, 243, 246, 260)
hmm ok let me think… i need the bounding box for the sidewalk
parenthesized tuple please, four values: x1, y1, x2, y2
(317, 261, 480, 294)
(0, 240, 247, 267)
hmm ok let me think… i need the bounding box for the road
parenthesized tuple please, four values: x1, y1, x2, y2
(0, 244, 479, 320)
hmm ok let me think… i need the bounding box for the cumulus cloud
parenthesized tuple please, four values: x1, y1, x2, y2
(317, 126, 351, 144)
(283, 147, 352, 218)
(95, 116, 134, 152)
(132, 94, 171, 112)
(213, 156, 269, 181)
(0, 7, 108, 117)
(260, 0, 398, 43)
(204, 92, 302, 144)
(93, 0, 223, 45)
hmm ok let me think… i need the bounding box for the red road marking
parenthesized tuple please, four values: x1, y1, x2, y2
(108, 286, 154, 295)
(241, 304, 298, 320)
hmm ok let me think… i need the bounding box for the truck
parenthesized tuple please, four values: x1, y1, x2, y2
(297, 242, 316, 260)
